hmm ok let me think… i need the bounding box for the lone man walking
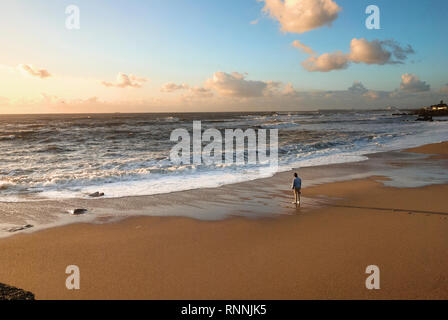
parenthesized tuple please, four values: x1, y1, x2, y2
(291, 172, 302, 206)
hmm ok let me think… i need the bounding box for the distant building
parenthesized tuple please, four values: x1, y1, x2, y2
(427, 100, 448, 111)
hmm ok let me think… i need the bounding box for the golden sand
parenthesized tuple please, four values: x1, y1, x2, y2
(0, 142, 447, 299)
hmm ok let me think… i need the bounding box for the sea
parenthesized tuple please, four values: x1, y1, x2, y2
(0, 110, 447, 202)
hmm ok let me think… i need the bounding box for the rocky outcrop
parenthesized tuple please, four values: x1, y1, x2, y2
(416, 114, 433, 122)
(71, 208, 88, 215)
(0, 283, 35, 300)
(89, 191, 105, 198)
(7, 224, 33, 233)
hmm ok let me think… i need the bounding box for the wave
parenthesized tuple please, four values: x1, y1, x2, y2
(0, 112, 446, 202)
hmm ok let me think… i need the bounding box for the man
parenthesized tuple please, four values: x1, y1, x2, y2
(291, 172, 302, 206)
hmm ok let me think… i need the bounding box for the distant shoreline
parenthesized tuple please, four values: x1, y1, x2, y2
(0, 109, 421, 116)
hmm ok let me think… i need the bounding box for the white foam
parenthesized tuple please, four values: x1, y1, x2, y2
(1, 115, 448, 202)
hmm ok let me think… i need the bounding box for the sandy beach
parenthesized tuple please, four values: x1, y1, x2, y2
(0, 142, 447, 300)
(3, 0, 448, 307)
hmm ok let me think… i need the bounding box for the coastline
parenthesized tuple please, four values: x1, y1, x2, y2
(2, 137, 448, 238)
(0, 142, 447, 299)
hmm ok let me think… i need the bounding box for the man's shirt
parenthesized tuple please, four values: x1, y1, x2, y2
(292, 177, 302, 189)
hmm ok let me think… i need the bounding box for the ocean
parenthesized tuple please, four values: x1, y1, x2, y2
(0, 110, 447, 202)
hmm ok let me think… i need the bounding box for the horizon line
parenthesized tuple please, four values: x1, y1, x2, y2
(0, 107, 419, 116)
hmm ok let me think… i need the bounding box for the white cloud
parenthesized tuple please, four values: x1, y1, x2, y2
(18, 64, 52, 79)
(261, 0, 341, 34)
(349, 39, 413, 65)
(296, 38, 414, 72)
(160, 82, 189, 92)
(302, 51, 349, 72)
(349, 38, 392, 65)
(281, 83, 301, 97)
(161, 82, 212, 99)
(400, 73, 430, 93)
(204, 72, 274, 97)
(102, 73, 148, 88)
(292, 40, 316, 55)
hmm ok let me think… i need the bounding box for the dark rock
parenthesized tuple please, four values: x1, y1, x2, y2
(71, 208, 88, 215)
(8, 224, 33, 233)
(0, 283, 35, 300)
(416, 115, 433, 121)
(89, 191, 104, 198)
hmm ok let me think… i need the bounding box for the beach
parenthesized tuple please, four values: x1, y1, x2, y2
(3, 0, 448, 307)
(0, 141, 447, 299)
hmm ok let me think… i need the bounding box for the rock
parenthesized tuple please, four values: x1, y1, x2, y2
(89, 191, 105, 198)
(8, 224, 33, 233)
(416, 115, 433, 121)
(71, 208, 88, 215)
(0, 283, 35, 300)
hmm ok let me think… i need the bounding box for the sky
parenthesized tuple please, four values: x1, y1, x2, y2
(0, 0, 447, 113)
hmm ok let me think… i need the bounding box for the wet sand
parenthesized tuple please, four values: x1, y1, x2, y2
(405, 141, 448, 155)
(0, 142, 447, 299)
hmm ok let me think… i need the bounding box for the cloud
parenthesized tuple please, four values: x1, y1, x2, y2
(296, 38, 415, 72)
(189, 87, 213, 98)
(161, 82, 189, 92)
(380, 40, 415, 61)
(348, 81, 368, 94)
(302, 51, 349, 72)
(4, 77, 446, 113)
(204, 72, 275, 97)
(320, 81, 381, 100)
(440, 84, 448, 93)
(102, 73, 148, 88)
(349, 39, 391, 65)
(260, 0, 341, 34)
(292, 40, 316, 55)
(250, 18, 260, 25)
(281, 83, 301, 97)
(202, 72, 291, 99)
(349, 38, 414, 65)
(18, 64, 52, 79)
(181, 87, 214, 100)
(363, 91, 379, 100)
(161, 82, 212, 99)
(399, 73, 430, 92)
